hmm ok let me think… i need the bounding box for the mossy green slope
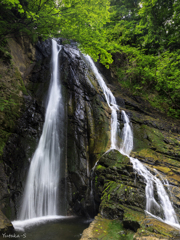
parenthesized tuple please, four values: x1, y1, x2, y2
(84, 150, 180, 240)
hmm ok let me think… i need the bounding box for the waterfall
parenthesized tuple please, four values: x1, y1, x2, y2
(84, 55, 180, 229)
(120, 110, 133, 155)
(83, 55, 119, 150)
(19, 39, 63, 220)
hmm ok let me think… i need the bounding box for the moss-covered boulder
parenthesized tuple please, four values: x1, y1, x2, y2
(82, 149, 180, 240)
(134, 217, 180, 239)
(94, 150, 145, 220)
(81, 214, 134, 240)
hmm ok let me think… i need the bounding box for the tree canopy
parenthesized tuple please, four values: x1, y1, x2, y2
(105, 0, 180, 117)
(1, 0, 180, 117)
(0, 0, 112, 65)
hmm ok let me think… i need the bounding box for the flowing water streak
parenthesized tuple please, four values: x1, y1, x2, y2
(120, 110, 133, 155)
(119, 98, 179, 228)
(83, 55, 119, 150)
(84, 55, 180, 229)
(19, 39, 62, 220)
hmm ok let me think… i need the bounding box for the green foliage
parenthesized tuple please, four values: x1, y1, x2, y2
(105, 220, 134, 240)
(0, 39, 12, 62)
(0, 129, 11, 156)
(107, 0, 141, 48)
(107, 0, 180, 118)
(0, 0, 112, 65)
(0, 95, 21, 157)
(1, 0, 180, 115)
(93, 215, 134, 240)
(58, 0, 113, 65)
(96, 164, 106, 171)
(0, 97, 17, 112)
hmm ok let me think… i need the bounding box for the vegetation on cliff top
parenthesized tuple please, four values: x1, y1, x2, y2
(1, 0, 180, 117)
(0, 0, 112, 66)
(106, 0, 180, 118)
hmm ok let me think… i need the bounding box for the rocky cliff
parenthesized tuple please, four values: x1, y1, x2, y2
(0, 38, 180, 239)
(81, 61, 180, 239)
(0, 35, 40, 232)
(0, 38, 111, 222)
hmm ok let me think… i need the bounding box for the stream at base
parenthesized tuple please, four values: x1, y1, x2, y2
(1, 218, 91, 240)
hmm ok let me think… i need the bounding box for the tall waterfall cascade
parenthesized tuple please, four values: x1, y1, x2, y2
(19, 39, 63, 220)
(84, 55, 180, 229)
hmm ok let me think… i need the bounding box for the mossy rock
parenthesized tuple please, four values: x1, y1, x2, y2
(97, 149, 130, 168)
(0, 62, 24, 157)
(135, 217, 180, 239)
(80, 214, 134, 240)
(93, 148, 180, 240)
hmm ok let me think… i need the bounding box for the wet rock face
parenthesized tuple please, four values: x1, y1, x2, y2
(94, 150, 146, 220)
(60, 45, 111, 216)
(36, 39, 52, 60)
(1, 96, 44, 220)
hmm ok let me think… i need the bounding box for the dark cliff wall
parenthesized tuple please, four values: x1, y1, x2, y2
(0, 35, 44, 231)
(0, 38, 111, 220)
(60, 45, 111, 216)
(0, 37, 47, 220)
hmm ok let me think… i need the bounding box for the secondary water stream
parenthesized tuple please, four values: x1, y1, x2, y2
(84, 55, 180, 229)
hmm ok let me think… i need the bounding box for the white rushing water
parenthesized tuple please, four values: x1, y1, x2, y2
(12, 216, 73, 232)
(18, 39, 63, 220)
(83, 55, 119, 150)
(84, 55, 180, 229)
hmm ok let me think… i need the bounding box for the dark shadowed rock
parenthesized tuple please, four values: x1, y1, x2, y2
(123, 220, 140, 232)
(0, 210, 14, 233)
